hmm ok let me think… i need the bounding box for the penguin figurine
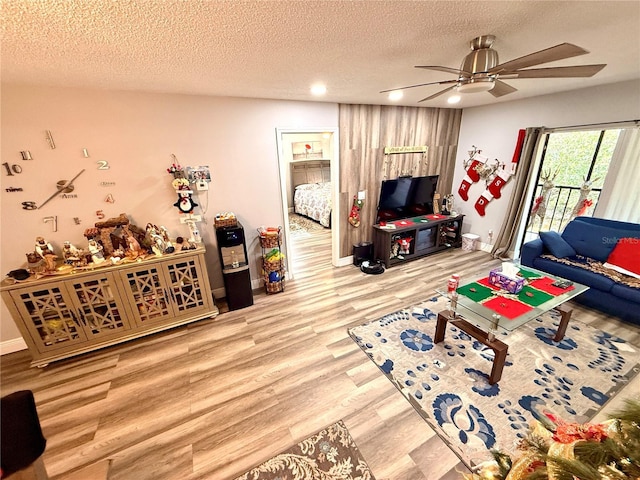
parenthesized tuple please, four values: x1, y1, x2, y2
(171, 178, 198, 214)
(174, 192, 198, 214)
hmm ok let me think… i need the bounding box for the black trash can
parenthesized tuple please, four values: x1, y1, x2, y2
(353, 242, 373, 266)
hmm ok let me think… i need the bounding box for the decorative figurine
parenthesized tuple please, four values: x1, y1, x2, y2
(146, 223, 166, 256)
(87, 239, 106, 264)
(185, 219, 202, 243)
(35, 236, 58, 272)
(442, 194, 454, 216)
(26, 252, 45, 275)
(159, 226, 175, 253)
(123, 230, 145, 259)
(110, 248, 125, 264)
(398, 237, 412, 255)
(172, 178, 198, 214)
(62, 241, 82, 265)
(175, 236, 196, 251)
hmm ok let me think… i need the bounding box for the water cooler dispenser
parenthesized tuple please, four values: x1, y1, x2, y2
(215, 222, 253, 310)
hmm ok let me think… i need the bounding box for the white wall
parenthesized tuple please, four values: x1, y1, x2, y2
(0, 84, 338, 345)
(453, 80, 640, 247)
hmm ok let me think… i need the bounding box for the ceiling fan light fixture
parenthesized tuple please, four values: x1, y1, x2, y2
(310, 84, 327, 96)
(447, 93, 461, 104)
(457, 78, 495, 94)
(388, 90, 403, 101)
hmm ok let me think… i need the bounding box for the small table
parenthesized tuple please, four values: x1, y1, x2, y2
(435, 265, 589, 384)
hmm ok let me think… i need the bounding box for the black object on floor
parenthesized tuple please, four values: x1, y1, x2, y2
(360, 260, 385, 275)
(1, 390, 47, 476)
(353, 242, 373, 266)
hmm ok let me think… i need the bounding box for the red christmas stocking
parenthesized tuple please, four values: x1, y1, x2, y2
(474, 191, 493, 216)
(349, 196, 364, 227)
(487, 171, 511, 199)
(458, 159, 482, 201)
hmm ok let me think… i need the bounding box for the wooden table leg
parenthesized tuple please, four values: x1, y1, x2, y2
(435, 310, 452, 343)
(489, 342, 509, 384)
(436, 309, 509, 384)
(553, 303, 573, 342)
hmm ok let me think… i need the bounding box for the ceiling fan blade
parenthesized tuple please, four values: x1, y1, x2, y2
(380, 79, 457, 94)
(488, 43, 589, 74)
(499, 64, 607, 79)
(489, 80, 517, 98)
(415, 65, 472, 77)
(418, 85, 457, 103)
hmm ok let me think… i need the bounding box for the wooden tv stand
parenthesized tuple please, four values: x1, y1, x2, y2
(372, 214, 464, 268)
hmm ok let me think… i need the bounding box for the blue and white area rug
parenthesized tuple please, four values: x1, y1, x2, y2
(348, 295, 640, 467)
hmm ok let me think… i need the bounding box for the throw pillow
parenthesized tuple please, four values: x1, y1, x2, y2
(605, 238, 640, 277)
(539, 231, 577, 258)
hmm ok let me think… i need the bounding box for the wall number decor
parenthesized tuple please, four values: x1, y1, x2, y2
(3, 162, 23, 176)
(45, 130, 56, 149)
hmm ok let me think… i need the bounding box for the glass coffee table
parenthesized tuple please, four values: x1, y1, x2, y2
(435, 264, 589, 384)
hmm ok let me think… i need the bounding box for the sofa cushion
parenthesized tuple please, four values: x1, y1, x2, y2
(610, 283, 640, 304)
(532, 256, 615, 292)
(605, 238, 640, 277)
(561, 220, 640, 262)
(539, 231, 576, 258)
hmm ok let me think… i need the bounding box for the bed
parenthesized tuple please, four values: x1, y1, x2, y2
(294, 182, 332, 227)
(291, 160, 331, 228)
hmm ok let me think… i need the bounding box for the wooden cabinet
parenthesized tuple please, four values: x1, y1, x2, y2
(1, 248, 218, 367)
(372, 214, 464, 268)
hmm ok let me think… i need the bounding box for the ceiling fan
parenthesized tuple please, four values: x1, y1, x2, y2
(382, 35, 606, 102)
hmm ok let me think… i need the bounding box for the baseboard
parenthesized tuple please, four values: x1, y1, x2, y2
(1, 337, 28, 355)
(478, 242, 493, 253)
(212, 287, 225, 300)
(336, 256, 354, 267)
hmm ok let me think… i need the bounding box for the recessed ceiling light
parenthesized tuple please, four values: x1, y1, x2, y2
(311, 84, 327, 96)
(447, 94, 461, 104)
(388, 90, 403, 101)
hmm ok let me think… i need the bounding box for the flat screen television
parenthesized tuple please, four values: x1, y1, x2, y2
(376, 175, 439, 223)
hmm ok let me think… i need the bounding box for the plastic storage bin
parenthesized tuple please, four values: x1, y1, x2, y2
(461, 233, 480, 251)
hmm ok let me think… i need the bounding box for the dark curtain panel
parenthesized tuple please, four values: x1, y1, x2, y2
(492, 127, 543, 259)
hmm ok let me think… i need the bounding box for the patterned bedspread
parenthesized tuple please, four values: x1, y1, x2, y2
(294, 182, 331, 228)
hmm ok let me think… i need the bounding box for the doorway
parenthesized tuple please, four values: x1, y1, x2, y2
(276, 128, 340, 280)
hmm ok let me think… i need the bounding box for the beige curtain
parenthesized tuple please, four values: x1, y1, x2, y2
(338, 104, 462, 257)
(596, 127, 640, 223)
(492, 127, 543, 259)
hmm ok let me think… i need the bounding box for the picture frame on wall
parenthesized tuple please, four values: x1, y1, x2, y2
(292, 141, 323, 160)
(186, 166, 212, 183)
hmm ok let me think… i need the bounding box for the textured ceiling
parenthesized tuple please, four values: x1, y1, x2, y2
(2, 1, 639, 108)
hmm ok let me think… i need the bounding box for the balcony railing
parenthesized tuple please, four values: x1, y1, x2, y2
(523, 184, 602, 241)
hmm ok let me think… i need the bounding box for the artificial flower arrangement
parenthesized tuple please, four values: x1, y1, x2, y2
(463, 399, 640, 480)
(167, 161, 185, 178)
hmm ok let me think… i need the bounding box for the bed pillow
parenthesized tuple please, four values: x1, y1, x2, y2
(539, 231, 577, 258)
(295, 184, 319, 190)
(604, 238, 640, 277)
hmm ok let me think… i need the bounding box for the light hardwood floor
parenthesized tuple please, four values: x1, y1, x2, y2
(2, 228, 639, 480)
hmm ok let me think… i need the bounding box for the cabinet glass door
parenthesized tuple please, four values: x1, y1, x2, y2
(121, 265, 171, 326)
(68, 273, 131, 339)
(164, 257, 208, 316)
(10, 285, 88, 351)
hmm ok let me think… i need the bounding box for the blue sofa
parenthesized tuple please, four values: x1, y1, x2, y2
(520, 216, 640, 325)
